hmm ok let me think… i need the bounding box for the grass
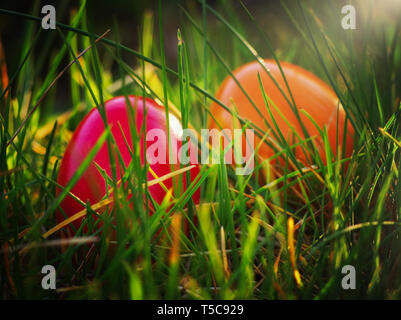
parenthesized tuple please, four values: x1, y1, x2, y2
(1, 0, 401, 299)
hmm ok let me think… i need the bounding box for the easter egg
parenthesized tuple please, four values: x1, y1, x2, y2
(56, 96, 200, 232)
(208, 59, 354, 168)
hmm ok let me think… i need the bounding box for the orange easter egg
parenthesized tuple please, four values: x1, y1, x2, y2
(208, 59, 354, 169)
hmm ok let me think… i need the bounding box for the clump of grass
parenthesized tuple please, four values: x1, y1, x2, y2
(1, 0, 401, 299)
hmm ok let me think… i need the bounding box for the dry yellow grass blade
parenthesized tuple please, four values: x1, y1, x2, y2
(31, 141, 47, 155)
(148, 166, 171, 194)
(274, 250, 281, 277)
(379, 127, 401, 148)
(42, 197, 113, 239)
(42, 165, 196, 239)
(220, 226, 231, 279)
(169, 212, 182, 266)
(14, 236, 99, 256)
(31, 141, 58, 165)
(306, 164, 325, 184)
(56, 285, 86, 293)
(288, 217, 303, 288)
(34, 104, 84, 140)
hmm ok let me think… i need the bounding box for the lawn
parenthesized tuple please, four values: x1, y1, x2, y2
(1, 0, 401, 299)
